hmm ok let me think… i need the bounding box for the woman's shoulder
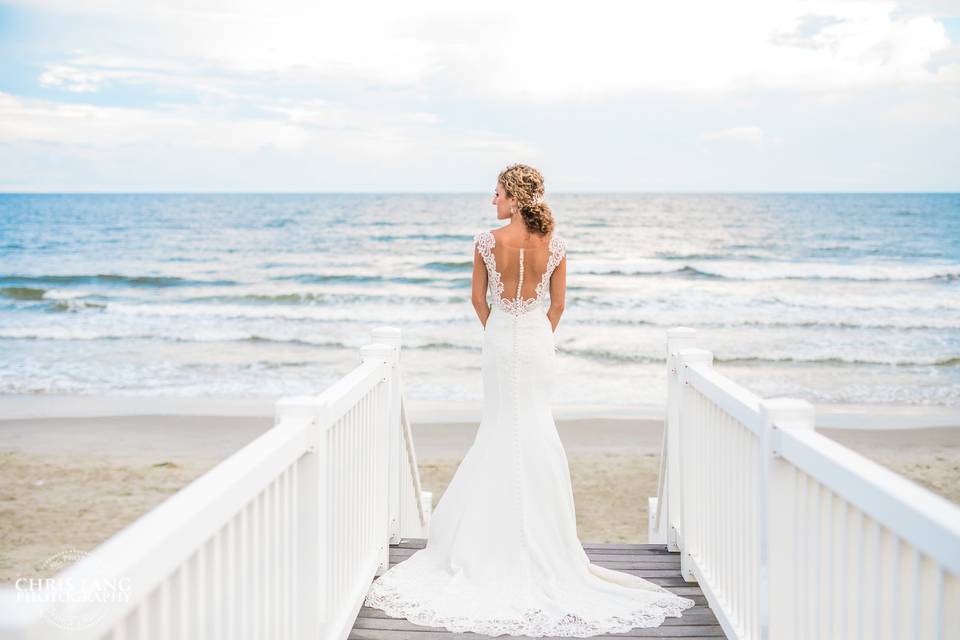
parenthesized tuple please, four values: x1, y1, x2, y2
(474, 228, 564, 254)
(473, 229, 495, 253)
(549, 232, 566, 256)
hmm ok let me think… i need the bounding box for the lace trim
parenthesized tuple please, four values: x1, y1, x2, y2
(365, 567, 697, 637)
(474, 231, 566, 317)
(535, 235, 566, 302)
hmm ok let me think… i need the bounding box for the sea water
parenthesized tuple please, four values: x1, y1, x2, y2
(0, 193, 957, 409)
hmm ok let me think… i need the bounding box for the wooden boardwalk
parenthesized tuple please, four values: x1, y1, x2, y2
(351, 538, 723, 639)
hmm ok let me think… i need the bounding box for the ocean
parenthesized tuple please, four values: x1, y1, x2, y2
(1, 193, 957, 411)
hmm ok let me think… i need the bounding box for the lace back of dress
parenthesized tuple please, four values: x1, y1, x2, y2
(475, 230, 566, 315)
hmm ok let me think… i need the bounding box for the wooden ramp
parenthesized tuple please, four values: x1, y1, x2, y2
(350, 538, 723, 639)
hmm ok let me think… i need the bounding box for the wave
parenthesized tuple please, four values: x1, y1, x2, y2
(540, 346, 960, 367)
(181, 292, 465, 306)
(714, 355, 960, 367)
(576, 260, 960, 282)
(271, 273, 460, 286)
(4, 301, 463, 325)
(270, 273, 381, 284)
(413, 341, 476, 352)
(557, 347, 663, 364)
(241, 335, 348, 348)
(1, 286, 108, 310)
(0, 329, 476, 352)
(422, 260, 473, 272)
(656, 253, 765, 261)
(0, 286, 46, 300)
(0, 328, 352, 348)
(0, 274, 237, 288)
(568, 313, 960, 331)
(731, 319, 960, 331)
(577, 264, 748, 279)
(372, 233, 474, 242)
(48, 300, 107, 312)
(274, 272, 472, 288)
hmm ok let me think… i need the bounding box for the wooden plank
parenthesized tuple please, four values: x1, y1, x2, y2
(348, 625, 727, 639)
(590, 561, 683, 570)
(394, 539, 677, 552)
(354, 618, 723, 635)
(382, 561, 689, 580)
(387, 557, 683, 571)
(365, 593, 709, 609)
(388, 549, 681, 563)
(388, 557, 682, 571)
(390, 546, 677, 556)
(357, 606, 719, 625)
(389, 549, 681, 561)
(357, 540, 717, 638)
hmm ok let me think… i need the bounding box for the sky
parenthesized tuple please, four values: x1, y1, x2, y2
(0, 0, 957, 192)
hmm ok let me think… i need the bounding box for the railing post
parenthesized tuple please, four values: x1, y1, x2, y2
(275, 394, 329, 640)
(758, 398, 815, 640)
(675, 347, 713, 584)
(371, 326, 403, 544)
(663, 327, 697, 552)
(360, 341, 398, 576)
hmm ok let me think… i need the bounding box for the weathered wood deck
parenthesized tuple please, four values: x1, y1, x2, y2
(351, 538, 723, 639)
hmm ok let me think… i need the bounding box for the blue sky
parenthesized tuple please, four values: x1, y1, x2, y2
(0, 0, 957, 192)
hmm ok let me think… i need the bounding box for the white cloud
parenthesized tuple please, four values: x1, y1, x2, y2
(37, 60, 228, 96)
(0, 92, 305, 151)
(0, 92, 538, 160)
(16, 0, 959, 102)
(39, 65, 102, 92)
(700, 126, 766, 144)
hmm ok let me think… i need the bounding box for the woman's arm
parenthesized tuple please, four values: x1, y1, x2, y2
(547, 253, 566, 332)
(471, 244, 491, 327)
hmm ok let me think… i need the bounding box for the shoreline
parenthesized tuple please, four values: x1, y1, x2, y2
(2, 393, 960, 429)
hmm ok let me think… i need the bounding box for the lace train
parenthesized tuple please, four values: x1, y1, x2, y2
(365, 552, 696, 637)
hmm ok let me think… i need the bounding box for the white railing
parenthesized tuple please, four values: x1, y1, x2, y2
(649, 326, 960, 640)
(0, 326, 431, 640)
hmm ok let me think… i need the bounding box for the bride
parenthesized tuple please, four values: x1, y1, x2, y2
(364, 164, 696, 636)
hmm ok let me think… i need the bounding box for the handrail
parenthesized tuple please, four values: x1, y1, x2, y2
(0, 325, 431, 640)
(0, 407, 315, 638)
(777, 427, 960, 576)
(650, 326, 960, 639)
(682, 360, 762, 435)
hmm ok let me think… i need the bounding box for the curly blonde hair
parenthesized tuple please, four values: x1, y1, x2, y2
(497, 163, 555, 235)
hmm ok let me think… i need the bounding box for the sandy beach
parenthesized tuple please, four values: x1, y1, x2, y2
(1, 396, 959, 585)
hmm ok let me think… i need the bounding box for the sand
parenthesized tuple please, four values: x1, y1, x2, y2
(1, 398, 959, 585)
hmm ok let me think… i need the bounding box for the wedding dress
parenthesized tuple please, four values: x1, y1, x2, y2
(363, 229, 696, 637)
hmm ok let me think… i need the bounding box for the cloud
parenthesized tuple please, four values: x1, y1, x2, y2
(0, 92, 305, 151)
(770, 14, 848, 49)
(1, 0, 956, 190)
(39, 65, 102, 92)
(13, 0, 959, 103)
(0, 91, 538, 160)
(700, 126, 766, 144)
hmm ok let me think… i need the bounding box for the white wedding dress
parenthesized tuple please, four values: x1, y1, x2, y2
(363, 230, 696, 637)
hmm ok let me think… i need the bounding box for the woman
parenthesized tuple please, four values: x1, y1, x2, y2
(364, 164, 695, 636)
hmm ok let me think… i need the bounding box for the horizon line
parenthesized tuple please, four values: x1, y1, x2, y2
(1, 190, 958, 196)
